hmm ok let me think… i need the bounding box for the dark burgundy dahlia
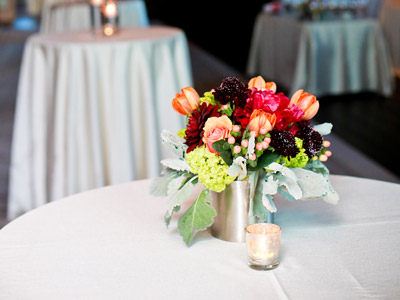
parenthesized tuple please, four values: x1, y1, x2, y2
(185, 102, 220, 153)
(295, 125, 323, 157)
(212, 77, 250, 107)
(270, 129, 299, 158)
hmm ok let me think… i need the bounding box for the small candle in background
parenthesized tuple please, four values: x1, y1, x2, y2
(101, 0, 118, 36)
(245, 223, 281, 270)
(103, 23, 115, 36)
(104, 0, 117, 18)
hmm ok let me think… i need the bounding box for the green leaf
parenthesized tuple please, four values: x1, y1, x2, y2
(160, 130, 188, 159)
(291, 168, 329, 200)
(253, 175, 270, 219)
(212, 140, 233, 166)
(313, 123, 333, 136)
(164, 180, 195, 227)
(150, 173, 179, 197)
(161, 158, 191, 172)
(248, 152, 280, 171)
(178, 189, 216, 246)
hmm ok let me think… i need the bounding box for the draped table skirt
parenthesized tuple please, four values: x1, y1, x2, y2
(247, 13, 394, 97)
(8, 26, 192, 220)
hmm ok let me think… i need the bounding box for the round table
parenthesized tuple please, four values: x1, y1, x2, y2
(8, 26, 192, 220)
(1, 176, 399, 299)
(246, 13, 394, 97)
(40, 0, 150, 34)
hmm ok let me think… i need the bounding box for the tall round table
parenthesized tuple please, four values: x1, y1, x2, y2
(1, 176, 399, 299)
(8, 26, 192, 220)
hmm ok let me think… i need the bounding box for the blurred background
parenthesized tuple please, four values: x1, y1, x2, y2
(1, 0, 399, 227)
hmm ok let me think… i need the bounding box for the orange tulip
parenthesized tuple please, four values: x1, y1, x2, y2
(248, 109, 276, 136)
(171, 87, 200, 115)
(248, 76, 277, 93)
(290, 89, 319, 120)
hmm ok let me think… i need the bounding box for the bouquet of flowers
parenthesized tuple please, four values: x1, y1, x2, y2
(151, 76, 339, 245)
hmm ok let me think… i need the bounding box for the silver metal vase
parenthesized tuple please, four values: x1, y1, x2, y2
(210, 180, 275, 243)
(210, 181, 250, 243)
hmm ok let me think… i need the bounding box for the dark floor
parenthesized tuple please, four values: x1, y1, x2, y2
(0, 12, 399, 227)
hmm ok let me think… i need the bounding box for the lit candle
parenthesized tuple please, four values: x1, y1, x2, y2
(245, 223, 281, 270)
(104, 1, 117, 18)
(103, 23, 115, 36)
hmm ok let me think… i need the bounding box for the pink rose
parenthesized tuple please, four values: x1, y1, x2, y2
(202, 115, 233, 153)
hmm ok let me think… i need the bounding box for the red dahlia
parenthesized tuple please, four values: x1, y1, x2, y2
(185, 102, 220, 153)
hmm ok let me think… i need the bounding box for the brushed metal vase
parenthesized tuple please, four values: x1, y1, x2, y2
(210, 181, 251, 243)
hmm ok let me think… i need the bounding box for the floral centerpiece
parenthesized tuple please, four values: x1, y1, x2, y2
(151, 76, 339, 246)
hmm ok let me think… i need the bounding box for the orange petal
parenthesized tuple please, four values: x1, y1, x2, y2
(303, 101, 319, 120)
(290, 89, 304, 105)
(265, 82, 277, 93)
(248, 76, 266, 90)
(182, 87, 200, 110)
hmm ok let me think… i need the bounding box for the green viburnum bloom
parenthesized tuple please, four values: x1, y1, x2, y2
(199, 92, 216, 105)
(186, 145, 236, 192)
(280, 137, 309, 168)
(177, 128, 186, 138)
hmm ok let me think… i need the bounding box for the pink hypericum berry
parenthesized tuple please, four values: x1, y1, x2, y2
(250, 131, 256, 137)
(241, 139, 249, 148)
(249, 153, 256, 161)
(234, 145, 241, 154)
(228, 136, 236, 144)
(264, 137, 271, 143)
(262, 141, 269, 149)
(325, 150, 332, 157)
(233, 125, 240, 132)
(323, 140, 331, 147)
(260, 127, 268, 135)
(221, 104, 228, 110)
(320, 154, 328, 162)
(256, 143, 263, 151)
(312, 156, 319, 161)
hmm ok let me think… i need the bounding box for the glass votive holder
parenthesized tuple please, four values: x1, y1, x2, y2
(245, 223, 281, 270)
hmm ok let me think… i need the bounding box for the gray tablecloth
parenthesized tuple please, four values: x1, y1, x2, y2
(379, 3, 400, 76)
(247, 13, 394, 97)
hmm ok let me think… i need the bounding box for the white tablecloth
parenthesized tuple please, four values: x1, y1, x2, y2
(1, 176, 399, 299)
(40, 0, 149, 34)
(8, 26, 192, 220)
(247, 13, 394, 97)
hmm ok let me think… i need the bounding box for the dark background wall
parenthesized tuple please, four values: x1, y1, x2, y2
(144, 1, 267, 73)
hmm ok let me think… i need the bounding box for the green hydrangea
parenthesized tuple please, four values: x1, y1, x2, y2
(186, 146, 236, 192)
(280, 137, 309, 168)
(199, 92, 216, 105)
(177, 128, 186, 138)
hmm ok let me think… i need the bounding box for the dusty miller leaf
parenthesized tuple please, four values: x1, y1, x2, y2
(178, 189, 216, 246)
(164, 180, 195, 227)
(150, 173, 180, 197)
(227, 157, 247, 180)
(246, 136, 256, 158)
(253, 172, 270, 219)
(313, 123, 333, 136)
(263, 176, 279, 195)
(161, 130, 188, 159)
(161, 158, 191, 172)
(262, 194, 277, 213)
(292, 168, 329, 200)
(167, 174, 191, 196)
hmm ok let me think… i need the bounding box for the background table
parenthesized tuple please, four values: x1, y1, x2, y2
(1, 175, 400, 299)
(40, 0, 149, 34)
(246, 13, 394, 97)
(379, 1, 400, 77)
(8, 26, 192, 220)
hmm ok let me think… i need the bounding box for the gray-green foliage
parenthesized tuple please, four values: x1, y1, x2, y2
(178, 189, 217, 246)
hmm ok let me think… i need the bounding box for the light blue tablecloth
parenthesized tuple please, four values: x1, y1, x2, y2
(40, 0, 149, 33)
(247, 13, 394, 97)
